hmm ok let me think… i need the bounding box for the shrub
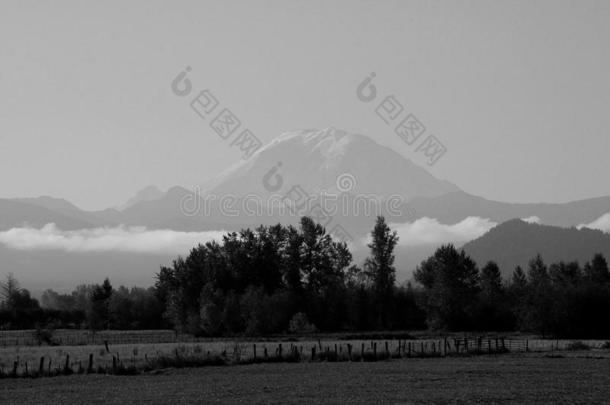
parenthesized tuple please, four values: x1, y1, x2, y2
(34, 326, 57, 345)
(566, 341, 590, 351)
(288, 313, 317, 334)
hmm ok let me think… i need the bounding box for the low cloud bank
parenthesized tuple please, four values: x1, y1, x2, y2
(521, 216, 541, 224)
(388, 216, 498, 247)
(577, 213, 610, 233)
(5, 214, 605, 255)
(0, 224, 226, 254)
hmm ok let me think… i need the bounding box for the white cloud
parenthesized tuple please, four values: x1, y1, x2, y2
(577, 213, 610, 233)
(521, 216, 541, 224)
(386, 217, 498, 247)
(0, 224, 226, 254)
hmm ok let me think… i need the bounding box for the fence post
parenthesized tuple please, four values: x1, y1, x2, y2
(311, 346, 316, 361)
(64, 354, 70, 373)
(88, 353, 94, 373)
(526, 340, 529, 353)
(39, 356, 44, 376)
(385, 341, 389, 356)
(253, 344, 257, 361)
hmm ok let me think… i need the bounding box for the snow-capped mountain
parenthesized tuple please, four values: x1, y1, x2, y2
(1, 128, 609, 289)
(203, 127, 459, 201)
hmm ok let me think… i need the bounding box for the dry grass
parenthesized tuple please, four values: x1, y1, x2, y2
(2, 354, 610, 404)
(1, 337, 607, 377)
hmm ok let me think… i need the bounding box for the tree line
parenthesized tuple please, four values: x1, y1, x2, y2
(2, 216, 610, 338)
(0, 277, 164, 331)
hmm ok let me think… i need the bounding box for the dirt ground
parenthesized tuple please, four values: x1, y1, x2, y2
(1, 353, 609, 404)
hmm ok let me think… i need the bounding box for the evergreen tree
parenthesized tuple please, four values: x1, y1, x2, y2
(524, 255, 553, 335)
(480, 261, 503, 298)
(364, 216, 399, 328)
(0, 273, 21, 310)
(511, 266, 527, 289)
(89, 278, 113, 331)
(478, 261, 512, 330)
(584, 254, 610, 284)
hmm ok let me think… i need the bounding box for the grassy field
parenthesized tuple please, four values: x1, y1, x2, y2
(2, 353, 609, 404)
(1, 337, 607, 376)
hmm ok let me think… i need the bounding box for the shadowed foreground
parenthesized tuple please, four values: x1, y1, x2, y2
(1, 354, 608, 404)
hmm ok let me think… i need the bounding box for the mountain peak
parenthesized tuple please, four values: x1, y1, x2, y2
(205, 128, 459, 201)
(262, 127, 366, 157)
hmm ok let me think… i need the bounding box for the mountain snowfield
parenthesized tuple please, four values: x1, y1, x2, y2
(202, 127, 459, 200)
(0, 127, 609, 289)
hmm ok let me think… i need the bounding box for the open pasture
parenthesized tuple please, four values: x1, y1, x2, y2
(2, 354, 610, 404)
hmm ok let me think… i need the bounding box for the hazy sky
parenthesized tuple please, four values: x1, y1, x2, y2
(1, 0, 609, 210)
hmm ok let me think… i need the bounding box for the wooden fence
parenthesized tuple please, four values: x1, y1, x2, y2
(1, 336, 607, 378)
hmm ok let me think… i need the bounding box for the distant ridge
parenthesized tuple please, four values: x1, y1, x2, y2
(463, 219, 610, 276)
(118, 185, 165, 211)
(409, 191, 610, 228)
